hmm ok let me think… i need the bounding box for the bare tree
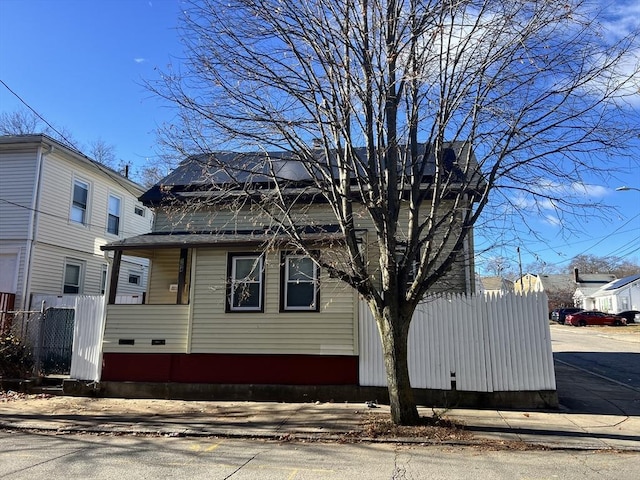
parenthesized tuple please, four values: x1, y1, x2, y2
(88, 138, 118, 167)
(568, 254, 640, 277)
(484, 256, 513, 277)
(0, 109, 79, 149)
(149, 0, 639, 424)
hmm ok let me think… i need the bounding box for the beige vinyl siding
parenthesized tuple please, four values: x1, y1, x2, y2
(154, 200, 471, 294)
(153, 203, 346, 232)
(146, 249, 182, 304)
(29, 243, 106, 299)
(0, 150, 38, 239)
(189, 248, 357, 355)
(35, 152, 152, 256)
(102, 304, 189, 353)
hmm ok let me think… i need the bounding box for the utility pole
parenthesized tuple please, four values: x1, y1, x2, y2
(517, 247, 524, 293)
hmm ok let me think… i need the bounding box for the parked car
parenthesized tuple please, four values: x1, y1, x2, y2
(616, 310, 640, 324)
(565, 311, 627, 327)
(551, 307, 583, 324)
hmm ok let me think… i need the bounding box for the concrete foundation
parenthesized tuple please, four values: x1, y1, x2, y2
(62, 380, 559, 410)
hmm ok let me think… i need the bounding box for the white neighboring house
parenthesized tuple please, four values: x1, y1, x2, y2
(581, 274, 640, 313)
(0, 134, 153, 311)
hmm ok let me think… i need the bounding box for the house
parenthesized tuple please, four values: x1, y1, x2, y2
(513, 273, 538, 294)
(581, 273, 640, 313)
(514, 270, 616, 312)
(479, 276, 514, 295)
(98, 145, 479, 389)
(0, 135, 153, 312)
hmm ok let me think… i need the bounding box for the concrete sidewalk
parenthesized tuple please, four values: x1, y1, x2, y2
(2, 354, 639, 451)
(1, 395, 638, 451)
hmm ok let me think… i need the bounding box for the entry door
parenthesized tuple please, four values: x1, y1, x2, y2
(0, 253, 18, 293)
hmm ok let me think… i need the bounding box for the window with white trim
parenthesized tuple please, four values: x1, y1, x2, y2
(70, 179, 89, 224)
(227, 254, 264, 312)
(63, 259, 84, 294)
(128, 272, 141, 285)
(107, 194, 121, 235)
(281, 253, 319, 311)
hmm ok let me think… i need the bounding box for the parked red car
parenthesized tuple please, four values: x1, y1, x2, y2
(565, 311, 627, 327)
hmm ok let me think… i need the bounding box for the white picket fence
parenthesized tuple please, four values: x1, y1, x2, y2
(359, 292, 556, 391)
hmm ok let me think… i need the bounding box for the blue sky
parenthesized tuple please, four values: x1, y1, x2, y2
(1, 0, 639, 274)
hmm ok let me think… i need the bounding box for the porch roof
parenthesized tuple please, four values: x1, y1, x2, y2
(101, 227, 346, 251)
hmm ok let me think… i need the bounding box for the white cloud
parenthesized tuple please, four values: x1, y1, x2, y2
(134, 58, 147, 64)
(543, 214, 562, 227)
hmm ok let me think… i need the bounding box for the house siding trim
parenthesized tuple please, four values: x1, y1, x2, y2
(100, 352, 359, 385)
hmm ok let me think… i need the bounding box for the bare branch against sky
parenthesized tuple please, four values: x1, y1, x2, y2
(148, 0, 640, 424)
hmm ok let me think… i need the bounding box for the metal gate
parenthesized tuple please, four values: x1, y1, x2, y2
(38, 308, 75, 375)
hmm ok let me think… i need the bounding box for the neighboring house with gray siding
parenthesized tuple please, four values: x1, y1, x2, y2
(0, 135, 152, 311)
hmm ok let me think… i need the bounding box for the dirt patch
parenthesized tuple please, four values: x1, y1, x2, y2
(346, 411, 473, 442)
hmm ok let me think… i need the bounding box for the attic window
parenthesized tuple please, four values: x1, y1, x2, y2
(134, 206, 145, 217)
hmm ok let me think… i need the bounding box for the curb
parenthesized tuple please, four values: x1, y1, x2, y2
(2, 422, 638, 453)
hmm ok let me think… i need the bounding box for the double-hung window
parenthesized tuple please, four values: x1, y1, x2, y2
(227, 254, 264, 312)
(70, 179, 89, 224)
(107, 194, 121, 235)
(63, 259, 84, 294)
(281, 253, 319, 311)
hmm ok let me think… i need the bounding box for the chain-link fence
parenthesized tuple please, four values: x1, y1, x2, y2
(9, 307, 75, 376)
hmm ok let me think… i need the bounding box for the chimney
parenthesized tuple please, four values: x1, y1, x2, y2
(124, 164, 130, 178)
(574, 267, 580, 283)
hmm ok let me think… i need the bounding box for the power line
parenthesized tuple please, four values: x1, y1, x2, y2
(0, 78, 76, 147)
(0, 197, 149, 238)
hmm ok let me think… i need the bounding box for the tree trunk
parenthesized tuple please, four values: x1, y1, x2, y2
(377, 307, 420, 425)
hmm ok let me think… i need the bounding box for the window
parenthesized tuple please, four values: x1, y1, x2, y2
(227, 254, 264, 312)
(107, 194, 121, 235)
(128, 272, 141, 285)
(70, 179, 89, 224)
(100, 265, 108, 294)
(134, 206, 145, 217)
(63, 260, 84, 294)
(281, 253, 319, 311)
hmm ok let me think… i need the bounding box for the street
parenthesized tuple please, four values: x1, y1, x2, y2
(0, 324, 638, 479)
(550, 324, 640, 416)
(0, 431, 638, 480)
(550, 324, 640, 388)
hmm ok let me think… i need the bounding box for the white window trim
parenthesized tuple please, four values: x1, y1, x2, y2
(228, 254, 264, 312)
(283, 254, 319, 311)
(70, 177, 91, 226)
(63, 258, 85, 294)
(128, 270, 142, 285)
(107, 192, 123, 236)
(134, 205, 146, 217)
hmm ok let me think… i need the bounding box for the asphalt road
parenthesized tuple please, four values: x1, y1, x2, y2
(550, 324, 640, 415)
(1, 432, 638, 480)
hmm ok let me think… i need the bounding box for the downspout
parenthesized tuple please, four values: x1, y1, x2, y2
(22, 143, 48, 310)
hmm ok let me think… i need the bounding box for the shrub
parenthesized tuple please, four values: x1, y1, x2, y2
(0, 334, 33, 379)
